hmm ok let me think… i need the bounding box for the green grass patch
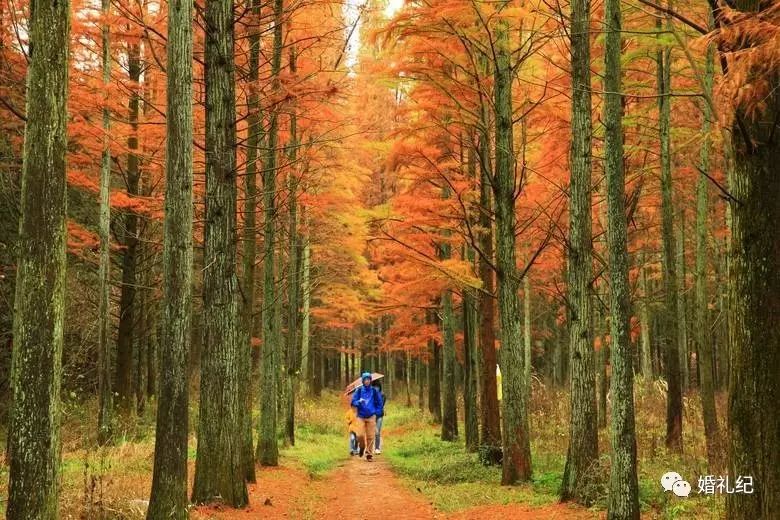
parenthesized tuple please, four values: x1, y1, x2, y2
(384, 419, 564, 512)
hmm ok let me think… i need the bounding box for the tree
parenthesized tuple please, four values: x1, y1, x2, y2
(6, 0, 70, 517)
(695, 34, 721, 471)
(146, 0, 194, 515)
(715, 0, 780, 515)
(192, 0, 248, 506)
(240, 0, 261, 483)
(493, 1, 532, 484)
(561, 0, 598, 500)
(603, 0, 640, 514)
(97, 0, 114, 446)
(115, 34, 143, 410)
(257, 0, 285, 467)
(656, 15, 683, 453)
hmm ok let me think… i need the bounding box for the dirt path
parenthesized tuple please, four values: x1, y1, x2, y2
(193, 456, 601, 520)
(310, 456, 442, 520)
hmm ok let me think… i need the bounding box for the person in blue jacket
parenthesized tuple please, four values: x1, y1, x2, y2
(372, 381, 385, 454)
(351, 372, 381, 461)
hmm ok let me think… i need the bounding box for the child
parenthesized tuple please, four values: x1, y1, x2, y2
(345, 400, 363, 456)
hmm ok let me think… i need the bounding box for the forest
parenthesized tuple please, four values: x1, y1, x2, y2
(0, 0, 778, 517)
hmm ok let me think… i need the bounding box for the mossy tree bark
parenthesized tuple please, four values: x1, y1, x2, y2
(561, 0, 598, 499)
(146, 0, 194, 516)
(97, 0, 114, 446)
(656, 15, 683, 453)
(115, 39, 142, 410)
(725, 2, 780, 515)
(7, 0, 70, 516)
(477, 120, 502, 463)
(192, 0, 248, 506)
(441, 285, 458, 441)
(284, 46, 300, 447)
(603, 0, 640, 515)
(257, 0, 284, 467)
(493, 3, 532, 484)
(695, 37, 722, 472)
(239, 0, 261, 484)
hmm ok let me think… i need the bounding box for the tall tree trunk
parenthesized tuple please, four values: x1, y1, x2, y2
(726, 0, 780, 513)
(115, 40, 142, 410)
(192, 0, 248, 505)
(239, 0, 261, 484)
(639, 254, 653, 379)
(603, 0, 640, 514)
(695, 38, 722, 472)
(146, 0, 193, 515)
(97, 0, 114, 445)
(523, 273, 532, 405)
(257, 0, 284, 467)
(477, 133, 502, 462)
(284, 45, 300, 447)
(493, 4, 532, 483)
(463, 286, 479, 451)
(657, 16, 683, 453)
(7, 0, 69, 516)
(301, 210, 312, 394)
(428, 309, 442, 422)
(596, 332, 608, 430)
(418, 358, 425, 410)
(441, 288, 458, 441)
(561, 0, 598, 497)
(676, 224, 689, 390)
(405, 351, 413, 407)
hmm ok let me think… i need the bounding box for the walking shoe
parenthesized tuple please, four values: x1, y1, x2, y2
(366, 454, 373, 462)
(375, 449, 382, 454)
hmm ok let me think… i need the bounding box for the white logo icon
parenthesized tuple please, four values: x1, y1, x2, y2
(673, 480, 692, 497)
(661, 471, 691, 497)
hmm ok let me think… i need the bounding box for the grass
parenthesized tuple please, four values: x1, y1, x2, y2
(0, 383, 728, 519)
(381, 381, 726, 519)
(280, 393, 349, 477)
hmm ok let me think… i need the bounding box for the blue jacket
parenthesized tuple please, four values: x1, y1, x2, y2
(351, 384, 381, 418)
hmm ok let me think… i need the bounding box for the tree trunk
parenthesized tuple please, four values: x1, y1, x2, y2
(97, 0, 114, 445)
(603, 0, 640, 514)
(441, 289, 458, 441)
(145, 0, 193, 515)
(257, 0, 284, 467)
(192, 0, 248, 505)
(695, 38, 722, 472)
(596, 335, 608, 430)
(477, 136, 502, 462)
(657, 16, 683, 453)
(463, 287, 479, 452)
(115, 41, 142, 410)
(284, 46, 300, 447)
(493, 5, 532, 483)
(301, 211, 312, 394)
(428, 309, 442, 422)
(239, 0, 261, 484)
(726, 0, 780, 511)
(7, 0, 69, 516)
(561, 0, 598, 496)
(676, 224, 689, 391)
(639, 255, 653, 379)
(523, 274, 532, 405)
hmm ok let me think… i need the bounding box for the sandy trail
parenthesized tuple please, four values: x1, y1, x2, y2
(193, 454, 601, 519)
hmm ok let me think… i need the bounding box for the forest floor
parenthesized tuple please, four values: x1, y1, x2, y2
(0, 382, 726, 519)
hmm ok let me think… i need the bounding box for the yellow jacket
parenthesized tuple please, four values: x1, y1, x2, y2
(345, 408, 360, 434)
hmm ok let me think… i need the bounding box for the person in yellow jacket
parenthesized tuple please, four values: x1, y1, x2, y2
(345, 401, 364, 456)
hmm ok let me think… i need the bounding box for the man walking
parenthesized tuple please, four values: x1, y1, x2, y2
(351, 372, 381, 462)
